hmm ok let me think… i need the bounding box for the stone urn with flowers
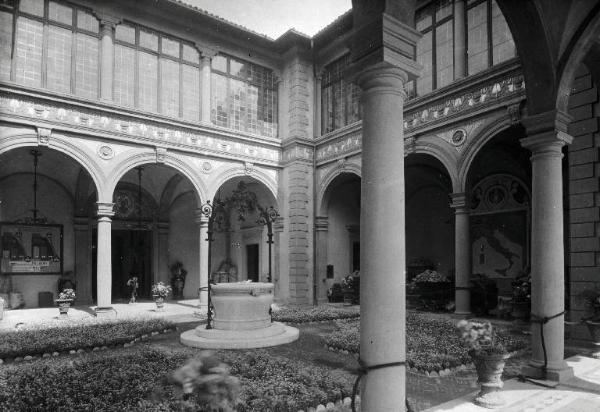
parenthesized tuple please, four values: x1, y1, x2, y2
(580, 288, 600, 358)
(55, 288, 76, 316)
(457, 320, 510, 409)
(152, 282, 172, 311)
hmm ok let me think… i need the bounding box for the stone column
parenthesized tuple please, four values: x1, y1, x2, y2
(200, 50, 216, 124)
(315, 216, 329, 303)
(195, 209, 209, 307)
(520, 111, 573, 381)
(95, 202, 114, 313)
(273, 216, 285, 300)
(99, 17, 119, 101)
(453, 0, 466, 80)
(358, 64, 409, 410)
(450, 193, 471, 315)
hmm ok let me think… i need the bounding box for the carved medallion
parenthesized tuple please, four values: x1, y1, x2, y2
(97, 145, 114, 160)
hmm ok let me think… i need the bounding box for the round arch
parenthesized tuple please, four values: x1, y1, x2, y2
(208, 164, 278, 203)
(457, 114, 514, 192)
(0, 129, 104, 198)
(556, 9, 600, 113)
(105, 151, 207, 205)
(409, 138, 460, 192)
(318, 164, 361, 216)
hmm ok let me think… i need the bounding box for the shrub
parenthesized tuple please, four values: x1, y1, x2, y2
(0, 349, 354, 412)
(272, 306, 360, 323)
(324, 313, 528, 372)
(0, 317, 175, 358)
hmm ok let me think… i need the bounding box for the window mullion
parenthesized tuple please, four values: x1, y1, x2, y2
(41, 0, 48, 88)
(487, 0, 493, 68)
(134, 27, 139, 108)
(70, 10, 76, 95)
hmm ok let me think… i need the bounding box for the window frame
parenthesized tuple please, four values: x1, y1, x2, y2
(5, 0, 101, 97)
(113, 21, 201, 118)
(414, 0, 455, 95)
(210, 53, 278, 137)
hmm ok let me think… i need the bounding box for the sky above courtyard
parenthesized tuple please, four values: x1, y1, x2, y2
(182, 0, 352, 39)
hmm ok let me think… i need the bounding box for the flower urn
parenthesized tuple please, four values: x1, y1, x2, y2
(56, 299, 74, 316)
(153, 296, 165, 311)
(471, 351, 510, 408)
(584, 320, 600, 358)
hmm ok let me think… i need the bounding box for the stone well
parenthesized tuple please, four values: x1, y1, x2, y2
(180, 282, 298, 349)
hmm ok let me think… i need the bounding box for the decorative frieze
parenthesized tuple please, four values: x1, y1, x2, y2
(316, 129, 361, 163)
(282, 143, 313, 163)
(0, 91, 281, 164)
(403, 71, 525, 132)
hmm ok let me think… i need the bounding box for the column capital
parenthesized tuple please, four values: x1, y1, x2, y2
(520, 131, 573, 157)
(194, 208, 210, 225)
(95, 13, 121, 32)
(315, 216, 329, 231)
(198, 46, 218, 61)
(449, 192, 469, 211)
(357, 63, 408, 97)
(96, 202, 114, 218)
(273, 216, 285, 233)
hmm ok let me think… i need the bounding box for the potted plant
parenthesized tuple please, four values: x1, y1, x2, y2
(414, 269, 452, 310)
(152, 282, 172, 311)
(456, 320, 509, 409)
(127, 276, 139, 304)
(170, 261, 187, 299)
(56, 288, 76, 316)
(580, 288, 600, 358)
(341, 271, 359, 305)
(511, 274, 531, 320)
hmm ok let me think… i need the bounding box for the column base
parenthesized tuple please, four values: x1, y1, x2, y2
(453, 311, 472, 318)
(521, 361, 574, 382)
(94, 306, 117, 318)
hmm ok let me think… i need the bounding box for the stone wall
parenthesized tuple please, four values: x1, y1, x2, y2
(567, 63, 600, 342)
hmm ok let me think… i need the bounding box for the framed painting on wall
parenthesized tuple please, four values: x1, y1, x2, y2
(0, 223, 63, 275)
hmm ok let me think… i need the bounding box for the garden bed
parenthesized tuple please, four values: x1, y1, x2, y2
(0, 349, 355, 412)
(0, 317, 176, 359)
(272, 306, 360, 324)
(324, 312, 529, 373)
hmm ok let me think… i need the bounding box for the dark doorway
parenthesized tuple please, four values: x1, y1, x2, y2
(246, 243, 259, 282)
(352, 241, 360, 271)
(112, 230, 152, 300)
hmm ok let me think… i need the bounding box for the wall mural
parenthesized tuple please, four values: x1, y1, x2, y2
(470, 174, 530, 281)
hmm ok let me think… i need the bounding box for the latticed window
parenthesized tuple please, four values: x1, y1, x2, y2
(405, 0, 516, 99)
(210, 54, 278, 138)
(0, 0, 99, 99)
(321, 54, 361, 134)
(114, 23, 201, 120)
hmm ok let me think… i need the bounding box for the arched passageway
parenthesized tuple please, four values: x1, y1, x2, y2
(95, 164, 202, 303)
(317, 172, 361, 303)
(0, 146, 98, 307)
(208, 176, 279, 287)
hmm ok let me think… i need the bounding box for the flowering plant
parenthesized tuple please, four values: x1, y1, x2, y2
(581, 288, 600, 321)
(151, 282, 172, 299)
(414, 269, 449, 283)
(58, 288, 76, 301)
(456, 320, 506, 356)
(341, 271, 359, 291)
(127, 277, 139, 304)
(170, 261, 187, 279)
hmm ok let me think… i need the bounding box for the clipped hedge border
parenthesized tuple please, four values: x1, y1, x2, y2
(272, 307, 360, 324)
(0, 327, 177, 365)
(0, 318, 177, 362)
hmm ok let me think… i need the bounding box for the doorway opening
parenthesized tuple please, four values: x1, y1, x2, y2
(246, 243, 259, 282)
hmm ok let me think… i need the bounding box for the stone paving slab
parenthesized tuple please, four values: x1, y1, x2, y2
(0, 299, 205, 330)
(424, 356, 600, 412)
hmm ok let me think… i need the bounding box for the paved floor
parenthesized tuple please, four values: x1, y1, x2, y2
(0, 298, 205, 330)
(424, 355, 600, 412)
